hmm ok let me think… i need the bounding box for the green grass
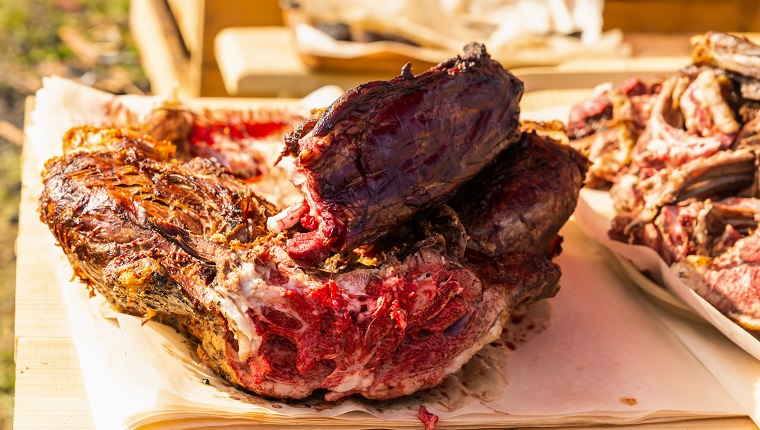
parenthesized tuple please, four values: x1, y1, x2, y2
(0, 0, 148, 427)
(0, 0, 134, 67)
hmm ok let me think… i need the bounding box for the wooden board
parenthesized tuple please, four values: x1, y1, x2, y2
(131, 0, 283, 97)
(14, 97, 96, 429)
(215, 27, 696, 98)
(603, 0, 760, 33)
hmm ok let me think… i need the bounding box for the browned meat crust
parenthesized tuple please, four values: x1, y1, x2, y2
(451, 131, 588, 256)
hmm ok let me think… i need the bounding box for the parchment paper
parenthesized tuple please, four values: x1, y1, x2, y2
(28, 77, 748, 429)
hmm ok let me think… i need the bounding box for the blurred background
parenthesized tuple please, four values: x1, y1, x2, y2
(0, 1, 148, 428)
(1, 0, 760, 428)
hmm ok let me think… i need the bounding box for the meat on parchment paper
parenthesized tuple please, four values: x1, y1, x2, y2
(38, 45, 587, 402)
(39, 128, 568, 401)
(568, 31, 760, 331)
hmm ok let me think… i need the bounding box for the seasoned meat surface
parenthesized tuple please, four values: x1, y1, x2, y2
(272, 43, 524, 265)
(39, 128, 567, 401)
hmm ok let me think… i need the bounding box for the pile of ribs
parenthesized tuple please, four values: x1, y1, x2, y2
(39, 43, 588, 401)
(568, 32, 760, 330)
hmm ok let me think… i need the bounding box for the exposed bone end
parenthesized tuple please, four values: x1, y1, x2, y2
(267, 199, 309, 233)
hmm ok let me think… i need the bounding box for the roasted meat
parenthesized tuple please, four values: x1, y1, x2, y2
(269, 42, 524, 266)
(568, 31, 760, 330)
(566, 77, 657, 188)
(40, 128, 564, 401)
(674, 229, 760, 330)
(450, 131, 588, 256)
(609, 148, 757, 230)
(692, 32, 760, 81)
(611, 196, 760, 265)
(39, 46, 587, 401)
(629, 69, 737, 174)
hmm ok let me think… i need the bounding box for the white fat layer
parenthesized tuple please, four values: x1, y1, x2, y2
(330, 369, 373, 393)
(211, 294, 257, 361)
(290, 169, 306, 187)
(212, 259, 316, 362)
(413, 276, 439, 314)
(444, 310, 506, 375)
(344, 295, 362, 314)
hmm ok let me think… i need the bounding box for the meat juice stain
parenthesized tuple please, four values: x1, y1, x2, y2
(157, 341, 279, 407)
(402, 299, 556, 413)
(620, 397, 638, 406)
(190, 121, 287, 145)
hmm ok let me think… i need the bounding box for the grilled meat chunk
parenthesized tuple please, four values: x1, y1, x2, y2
(630, 70, 737, 173)
(450, 131, 588, 256)
(40, 127, 276, 285)
(39, 127, 570, 401)
(692, 32, 760, 81)
(270, 43, 524, 266)
(565, 77, 657, 189)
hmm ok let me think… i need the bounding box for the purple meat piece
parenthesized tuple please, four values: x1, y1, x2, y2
(451, 131, 588, 256)
(270, 43, 524, 266)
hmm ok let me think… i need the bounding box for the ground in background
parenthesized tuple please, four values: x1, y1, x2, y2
(0, 0, 149, 428)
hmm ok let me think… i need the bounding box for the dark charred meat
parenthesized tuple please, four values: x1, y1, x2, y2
(39, 128, 565, 401)
(270, 43, 524, 266)
(450, 131, 588, 256)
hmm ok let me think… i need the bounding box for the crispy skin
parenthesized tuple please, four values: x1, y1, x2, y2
(277, 43, 524, 265)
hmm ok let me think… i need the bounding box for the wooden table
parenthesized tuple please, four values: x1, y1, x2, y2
(213, 28, 699, 98)
(14, 97, 97, 428)
(13, 95, 759, 429)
